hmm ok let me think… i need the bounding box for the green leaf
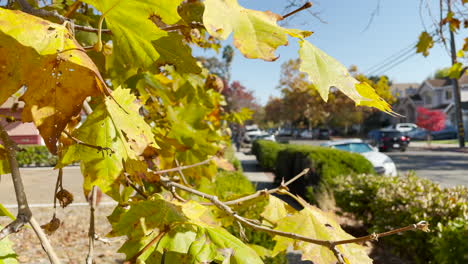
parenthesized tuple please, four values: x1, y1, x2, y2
(272, 198, 372, 264)
(152, 32, 202, 74)
(298, 40, 393, 114)
(416, 31, 434, 57)
(145, 224, 264, 264)
(0, 8, 104, 154)
(0, 229, 17, 264)
(0, 204, 15, 220)
(447, 62, 464, 79)
(110, 195, 187, 238)
(203, 0, 311, 61)
(81, 0, 196, 73)
(0, 146, 10, 175)
(59, 88, 157, 198)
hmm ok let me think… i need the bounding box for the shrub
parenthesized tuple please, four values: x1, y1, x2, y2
(251, 140, 286, 171)
(224, 144, 242, 171)
(273, 144, 374, 197)
(330, 173, 468, 264)
(16, 145, 57, 167)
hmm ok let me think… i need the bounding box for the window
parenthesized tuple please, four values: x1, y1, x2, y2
(446, 90, 453, 100)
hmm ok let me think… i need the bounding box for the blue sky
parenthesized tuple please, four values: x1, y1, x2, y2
(194, 0, 467, 105)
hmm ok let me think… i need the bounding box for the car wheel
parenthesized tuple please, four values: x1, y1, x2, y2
(401, 147, 406, 152)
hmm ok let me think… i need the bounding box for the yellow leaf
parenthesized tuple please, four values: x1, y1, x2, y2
(272, 197, 372, 264)
(416, 31, 434, 57)
(0, 9, 104, 153)
(203, 0, 311, 61)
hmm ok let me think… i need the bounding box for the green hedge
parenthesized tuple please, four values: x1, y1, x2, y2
(251, 140, 287, 171)
(329, 173, 468, 264)
(16, 146, 57, 167)
(252, 141, 374, 197)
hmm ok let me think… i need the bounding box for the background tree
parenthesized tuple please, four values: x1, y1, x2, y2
(416, 107, 447, 145)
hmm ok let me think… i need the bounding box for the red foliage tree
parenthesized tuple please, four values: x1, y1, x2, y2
(416, 107, 446, 132)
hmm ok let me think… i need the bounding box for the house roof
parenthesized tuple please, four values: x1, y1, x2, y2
(390, 83, 419, 97)
(425, 74, 468, 88)
(426, 78, 451, 87)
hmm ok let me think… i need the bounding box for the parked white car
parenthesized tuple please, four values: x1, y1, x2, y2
(321, 139, 397, 176)
(387, 123, 418, 132)
(244, 125, 263, 143)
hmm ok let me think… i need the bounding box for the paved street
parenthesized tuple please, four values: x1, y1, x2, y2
(0, 166, 114, 207)
(387, 149, 468, 187)
(280, 138, 468, 188)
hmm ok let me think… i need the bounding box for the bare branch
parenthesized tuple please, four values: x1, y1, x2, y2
(331, 246, 346, 264)
(219, 168, 309, 205)
(362, 0, 381, 32)
(86, 186, 98, 264)
(153, 157, 214, 175)
(175, 159, 189, 185)
(0, 123, 61, 264)
(160, 176, 429, 263)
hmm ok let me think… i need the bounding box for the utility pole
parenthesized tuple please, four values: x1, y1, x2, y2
(447, 0, 465, 147)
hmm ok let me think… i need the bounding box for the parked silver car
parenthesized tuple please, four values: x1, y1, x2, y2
(321, 139, 397, 176)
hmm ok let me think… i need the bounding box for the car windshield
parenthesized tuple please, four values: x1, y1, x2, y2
(333, 143, 373, 153)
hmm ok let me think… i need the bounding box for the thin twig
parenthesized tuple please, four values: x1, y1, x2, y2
(62, 130, 114, 154)
(331, 246, 346, 264)
(0, 123, 61, 264)
(160, 176, 429, 263)
(128, 231, 167, 263)
(29, 217, 62, 264)
(282, 2, 313, 19)
(332, 221, 430, 246)
(216, 168, 309, 205)
(64, 0, 81, 18)
(86, 186, 98, 264)
(124, 174, 148, 199)
(52, 168, 63, 216)
(175, 159, 189, 185)
(153, 157, 214, 175)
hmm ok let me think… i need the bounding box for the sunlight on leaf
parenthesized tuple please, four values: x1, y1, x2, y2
(0, 8, 104, 153)
(298, 40, 394, 114)
(271, 197, 372, 264)
(203, 0, 311, 61)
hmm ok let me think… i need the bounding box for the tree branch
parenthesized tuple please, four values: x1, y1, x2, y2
(86, 186, 98, 264)
(160, 176, 429, 263)
(215, 168, 309, 206)
(0, 123, 61, 264)
(153, 157, 214, 175)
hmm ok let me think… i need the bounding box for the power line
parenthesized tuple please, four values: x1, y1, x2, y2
(366, 46, 417, 76)
(370, 51, 418, 76)
(363, 41, 417, 74)
(363, 29, 439, 76)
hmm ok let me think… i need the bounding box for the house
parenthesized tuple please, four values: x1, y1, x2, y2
(392, 75, 468, 125)
(0, 97, 44, 145)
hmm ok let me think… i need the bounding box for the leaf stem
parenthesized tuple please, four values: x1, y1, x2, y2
(282, 2, 313, 19)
